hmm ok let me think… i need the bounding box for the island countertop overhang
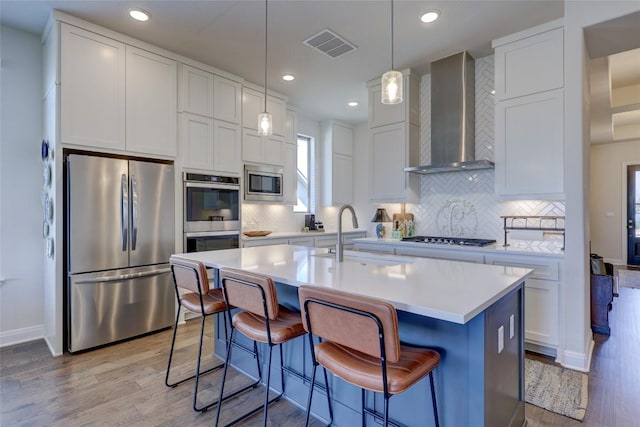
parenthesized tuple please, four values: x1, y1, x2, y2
(172, 245, 532, 324)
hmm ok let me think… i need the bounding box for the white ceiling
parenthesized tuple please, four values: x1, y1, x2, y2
(1, 0, 638, 143)
(0, 0, 564, 124)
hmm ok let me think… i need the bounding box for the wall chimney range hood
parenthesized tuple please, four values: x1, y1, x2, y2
(405, 51, 494, 174)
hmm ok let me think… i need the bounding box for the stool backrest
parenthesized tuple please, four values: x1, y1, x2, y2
(219, 268, 279, 320)
(299, 285, 400, 363)
(169, 256, 209, 295)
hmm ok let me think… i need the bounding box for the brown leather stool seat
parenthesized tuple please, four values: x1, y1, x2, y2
(299, 285, 441, 427)
(215, 268, 306, 427)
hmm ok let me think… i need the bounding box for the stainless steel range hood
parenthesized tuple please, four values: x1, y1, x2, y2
(405, 51, 494, 174)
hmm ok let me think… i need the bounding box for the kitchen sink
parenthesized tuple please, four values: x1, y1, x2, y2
(311, 250, 414, 267)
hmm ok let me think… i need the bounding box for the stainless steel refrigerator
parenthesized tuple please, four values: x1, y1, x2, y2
(66, 153, 175, 352)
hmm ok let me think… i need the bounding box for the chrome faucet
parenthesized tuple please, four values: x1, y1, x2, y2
(336, 204, 359, 262)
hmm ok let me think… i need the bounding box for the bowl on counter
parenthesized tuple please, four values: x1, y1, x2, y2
(242, 230, 272, 237)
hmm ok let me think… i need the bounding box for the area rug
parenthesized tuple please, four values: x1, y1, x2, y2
(524, 358, 588, 421)
(618, 268, 640, 288)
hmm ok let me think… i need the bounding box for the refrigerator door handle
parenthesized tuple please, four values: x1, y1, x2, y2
(121, 174, 128, 251)
(73, 267, 171, 284)
(131, 174, 138, 251)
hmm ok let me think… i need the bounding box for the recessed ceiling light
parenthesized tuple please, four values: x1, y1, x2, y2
(282, 74, 295, 81)
(129, 9, 151, 22)
(348, 101, 359, 107)
(420, 11, 439, 23)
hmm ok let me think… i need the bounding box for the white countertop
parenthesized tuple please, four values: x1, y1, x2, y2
(241, 229, 366, 241)
(173, 245, 532, 324)
(354, 237, 565, 257)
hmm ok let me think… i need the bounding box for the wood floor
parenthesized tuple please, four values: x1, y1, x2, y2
(2, 286, 639, 426)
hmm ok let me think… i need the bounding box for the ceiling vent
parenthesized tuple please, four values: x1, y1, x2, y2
(303, 29, 356, 58)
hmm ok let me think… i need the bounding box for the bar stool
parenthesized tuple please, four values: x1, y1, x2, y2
(299, 285, 441, 427)
(165, 256, 260, 413)
(216, 268, 306, 427)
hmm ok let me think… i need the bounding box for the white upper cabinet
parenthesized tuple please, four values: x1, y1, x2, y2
(493, 26, 563, 101)
(284, 108, 298, 143)
(321, 121, 354, 206)
(367, 70, 420, 203)
(492, 20, 565, 200)
(368, 71, 420, 128)
(179, 64, 214, 117)
(283, 108, 298, 205)
(241, 86, 286, 136)
(125, 46, 178, 157)
(213, 75, 242, 124)
(180, 113, 213, 171)
(495, 89, 564, 198)
(60, 24, 125, 150)
(242, 128, 284, 166)
(212, 120, 242, 174)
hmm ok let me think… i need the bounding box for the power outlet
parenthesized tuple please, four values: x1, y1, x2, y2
(510, 314, 515, 339)
(498, 326, 504, 353)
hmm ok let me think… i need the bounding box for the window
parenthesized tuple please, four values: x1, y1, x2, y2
(294, 135, 313, 213)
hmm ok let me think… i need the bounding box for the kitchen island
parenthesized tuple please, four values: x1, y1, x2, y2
(172, 245, 532, 426)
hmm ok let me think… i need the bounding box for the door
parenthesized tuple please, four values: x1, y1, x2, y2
(68, 155, 129, 274)
(128, 160, 175, 267)
(628, 165, 640, 265)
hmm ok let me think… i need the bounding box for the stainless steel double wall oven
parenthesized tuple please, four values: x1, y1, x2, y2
(183, 173, 240, 252)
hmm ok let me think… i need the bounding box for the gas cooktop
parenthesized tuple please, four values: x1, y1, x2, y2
(401, 236, 497, 247)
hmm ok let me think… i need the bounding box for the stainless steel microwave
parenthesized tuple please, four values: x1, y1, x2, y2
(244, 164, 284, 202)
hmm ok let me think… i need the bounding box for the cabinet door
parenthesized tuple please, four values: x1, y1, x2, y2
(126, 46, 178, 157)
(242, 87, 264, 130)
(242, 128, 263, 164)
(394, 246, 485, 263)
(332, 123, 354, 157)
(180, 113, 213, 170)
(213, 120, 241, 175)
(495, 89, 564, 198)
(60, 24, 125, 150)
(524, 279, 559, 346)
(214, 75, 241, 124)
(494, 27, 563, 100)
(264, 134, 284, 166)
(332, 154, 353, 205)
(180, 64, 213, 117)
(283, 142, 297, 204)
(368, 83, 405, 128)
(285, 108, 298, 143)
(370, 123, 406, 201)
(267, 96, 286, 136)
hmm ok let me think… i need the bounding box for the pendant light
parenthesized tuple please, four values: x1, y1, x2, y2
(381, 0, 403, 104)
(258, 0, 273, 136)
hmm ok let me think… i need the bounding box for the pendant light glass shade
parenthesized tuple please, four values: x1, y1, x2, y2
(258, 112, 273, 136)
(381, 70, 403, 104)
(381, 0, 403, 105)
(258, 0, 273, 136)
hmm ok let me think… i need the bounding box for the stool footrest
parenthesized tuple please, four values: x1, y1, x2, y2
(220, 390, 284, 426)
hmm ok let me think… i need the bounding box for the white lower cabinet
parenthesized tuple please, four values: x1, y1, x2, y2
(242, 232, 366, 249)
(484, 254, 560, 352)
(242, 238, 289, 248)
(288, 237, 315, 247)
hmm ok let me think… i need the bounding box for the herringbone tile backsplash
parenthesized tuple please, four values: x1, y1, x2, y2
(413, 55, 564, 241)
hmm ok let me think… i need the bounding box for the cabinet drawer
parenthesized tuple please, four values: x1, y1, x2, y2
(354, 243, 395, 255)
(484, 255, 559, 281)
(288, 237, 314, 247)
(395, 247, 485, 264)
(242, 238, 288, 247)
(315, 236, 337, 248)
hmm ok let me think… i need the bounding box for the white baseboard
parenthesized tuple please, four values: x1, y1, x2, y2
(560, 339, 595, 372)
(604, 257, 624, 266)
(0, 324, 44, 348)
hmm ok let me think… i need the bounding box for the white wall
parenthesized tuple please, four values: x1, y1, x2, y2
(563, 1, 640, 371)
(0, 25, 44, 346)
(590, 140, 640, 264)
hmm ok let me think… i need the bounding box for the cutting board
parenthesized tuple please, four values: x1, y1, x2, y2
(392, 213, 414, 225)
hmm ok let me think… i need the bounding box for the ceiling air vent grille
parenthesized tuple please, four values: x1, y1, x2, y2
(303, 29, 356, 58)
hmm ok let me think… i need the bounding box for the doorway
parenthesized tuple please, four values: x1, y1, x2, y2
(628, 165, 640, 265)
